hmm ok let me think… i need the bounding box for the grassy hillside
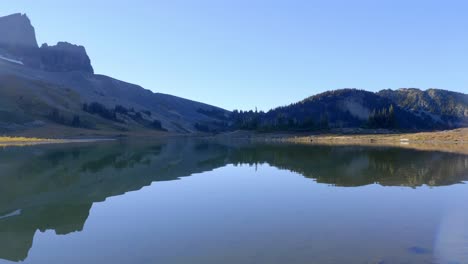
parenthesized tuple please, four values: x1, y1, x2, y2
(0, 59, 229, 136)
(0, 75, 138, 134)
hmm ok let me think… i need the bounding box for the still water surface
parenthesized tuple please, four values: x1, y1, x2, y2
(0, 139, 467, 264)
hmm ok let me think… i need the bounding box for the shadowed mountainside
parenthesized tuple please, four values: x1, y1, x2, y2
(0, 13, 229, 134)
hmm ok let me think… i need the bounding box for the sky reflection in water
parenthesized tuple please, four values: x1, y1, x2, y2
(0, 140, 466, 264)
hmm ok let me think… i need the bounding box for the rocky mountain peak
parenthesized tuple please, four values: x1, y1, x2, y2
(40, 42, 94, 73)
(0, 13, 38, 48)
(0, 13, 93, 73)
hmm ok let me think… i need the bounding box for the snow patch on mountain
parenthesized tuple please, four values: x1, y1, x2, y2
(0, 54, 23, 65)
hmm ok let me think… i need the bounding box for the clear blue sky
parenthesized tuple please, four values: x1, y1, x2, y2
(2, 0, 468, 111)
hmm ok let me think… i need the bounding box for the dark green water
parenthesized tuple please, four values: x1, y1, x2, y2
(0, 139, 467, 264)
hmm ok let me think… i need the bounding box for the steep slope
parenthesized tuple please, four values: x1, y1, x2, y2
(0, 13, 228, 135)
(0, 59, 228, 133)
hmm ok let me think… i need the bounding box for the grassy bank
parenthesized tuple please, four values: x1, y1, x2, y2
(0, 136, 62, 147)
(266, 128, 468, 154)
(285, 128, 467, 143)
(0, 136, 52, 142)
(217, 128, 468, 155)
(0, 136, 118, 147)
(2, 128, 467, 153)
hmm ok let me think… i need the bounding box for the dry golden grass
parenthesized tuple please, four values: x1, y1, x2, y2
(288, 128, 468, 143)
(0, 136, 51, 142)
(0, 136, 62, 147)
(0, 136, 114, 147)
(273, 128, 468, 154)
(0, 123, 171, 146)
(0, 136, 65, 147)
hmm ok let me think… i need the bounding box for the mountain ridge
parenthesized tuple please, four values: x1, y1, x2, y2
(230, 88, 467, 132)
(0, 12, 466, 136)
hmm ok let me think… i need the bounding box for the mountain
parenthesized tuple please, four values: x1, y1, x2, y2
(0, 13, 92, 72)
(378, 88, 468, 127)
(0, 13, 466, 136)
(230, 88, 467, 131)
(0, 13, 38, 48)
(0, 13, 228, 135)
(39, 42, 94, 73)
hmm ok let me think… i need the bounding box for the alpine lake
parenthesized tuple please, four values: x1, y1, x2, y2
(0, 139, 467, 264)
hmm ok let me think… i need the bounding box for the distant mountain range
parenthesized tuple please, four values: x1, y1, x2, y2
(0, 13, 466, 136)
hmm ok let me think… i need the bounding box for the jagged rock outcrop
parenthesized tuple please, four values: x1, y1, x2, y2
(0, 13, 38, 48)
(0, 13, 93, 73)
(0, 13, 41, 67)
(40, 42, 94, 73)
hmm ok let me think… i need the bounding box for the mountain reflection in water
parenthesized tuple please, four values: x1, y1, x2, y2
(0, 139, 466, 262)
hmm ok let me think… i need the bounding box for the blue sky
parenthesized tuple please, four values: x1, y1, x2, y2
(2, 0, 467, 111)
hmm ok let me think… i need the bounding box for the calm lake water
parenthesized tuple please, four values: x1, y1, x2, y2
(0, 139, 467, 264)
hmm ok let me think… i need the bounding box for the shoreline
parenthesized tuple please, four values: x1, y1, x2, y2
(264, 130, 468, 155)
(0, 137, 115, 147)
(2, 128, 467, 154)
(215, 128, 468, 155)
(268, 138, 468, 155)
